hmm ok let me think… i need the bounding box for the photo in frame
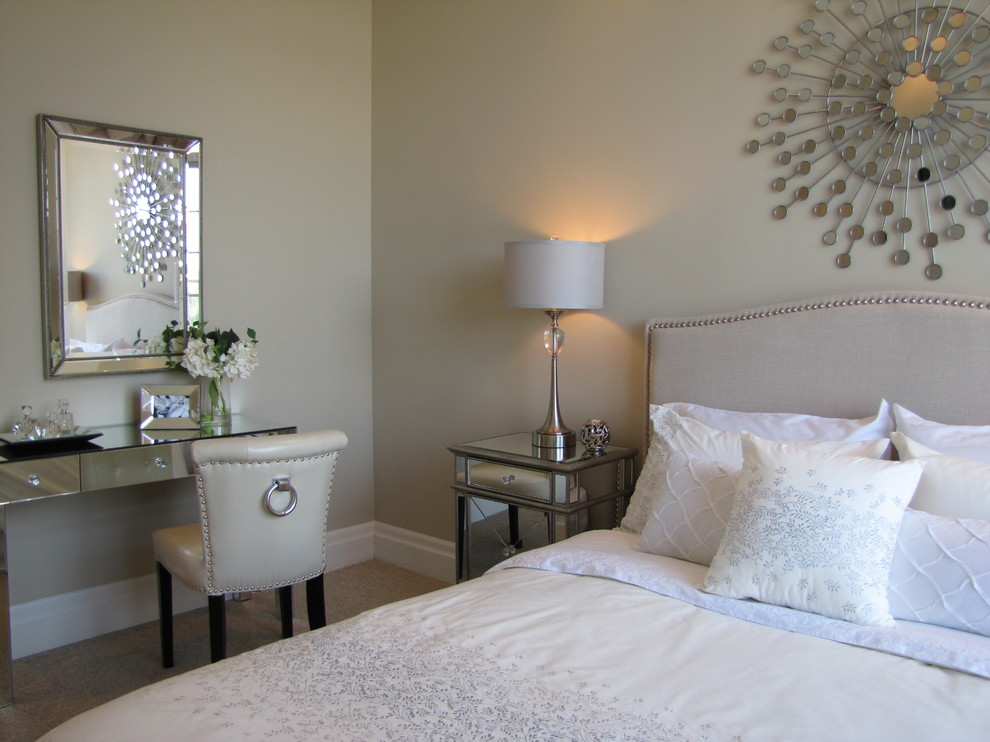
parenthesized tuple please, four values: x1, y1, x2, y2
(140, 384, 200, 429)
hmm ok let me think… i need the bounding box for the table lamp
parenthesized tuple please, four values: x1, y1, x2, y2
(504, 238, 605, 449)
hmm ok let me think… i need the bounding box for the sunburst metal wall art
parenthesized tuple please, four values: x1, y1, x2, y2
(109, 146, 184, 287)
(748, 0, 990, 279)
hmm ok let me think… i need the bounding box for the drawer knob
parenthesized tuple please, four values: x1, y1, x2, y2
(501, 474, 516, 484)
(153, 457, 168, 469)
(27, 474, 41, 486)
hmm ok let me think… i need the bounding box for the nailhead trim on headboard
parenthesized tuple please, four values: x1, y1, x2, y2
(648, 294, 990, 331)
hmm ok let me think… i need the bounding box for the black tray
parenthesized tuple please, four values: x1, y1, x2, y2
(0, 428, 103, 454)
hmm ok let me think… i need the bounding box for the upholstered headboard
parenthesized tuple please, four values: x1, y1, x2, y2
(646, 292, 990, 431)
(85, 293, 179, 346)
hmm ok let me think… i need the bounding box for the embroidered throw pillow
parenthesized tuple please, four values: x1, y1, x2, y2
(702, 435, 923, 626)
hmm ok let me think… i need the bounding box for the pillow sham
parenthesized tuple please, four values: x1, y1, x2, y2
(888, 508, 990, 637)
(636, 417, 890, 564)
(892, 404, 990, 464)
(891, 432, 990, 521)
(702, 434, 923, 627)
(665, 399, 892, 442)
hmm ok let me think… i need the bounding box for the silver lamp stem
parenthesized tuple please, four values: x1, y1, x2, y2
(533, 309, 575, 449)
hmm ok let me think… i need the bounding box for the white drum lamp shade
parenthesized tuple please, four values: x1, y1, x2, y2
(504, 240, 604, 310)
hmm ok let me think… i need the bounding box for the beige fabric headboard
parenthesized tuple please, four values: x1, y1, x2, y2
(646, 292, 990, 431)
(85, 293, 180, 346)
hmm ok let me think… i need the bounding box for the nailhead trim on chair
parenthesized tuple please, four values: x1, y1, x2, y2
(193, 450, 341, 594)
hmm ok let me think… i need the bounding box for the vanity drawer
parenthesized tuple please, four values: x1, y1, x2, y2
(81, 443, 192, 490)
(0, 457, 81, 503)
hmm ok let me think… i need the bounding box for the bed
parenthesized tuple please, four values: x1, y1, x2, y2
(40, 291, 990, 741)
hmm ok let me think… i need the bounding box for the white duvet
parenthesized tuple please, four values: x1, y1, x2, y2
(41, 530, 990, 742)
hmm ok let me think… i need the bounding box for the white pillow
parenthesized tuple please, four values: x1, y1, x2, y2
(893, 404, 990, 464)
(636, 412, 890, 565)
(666, 399, 892, 442)
(621, 403, 889, 535)
(891, 432, 990, 521)
(702, 434, 923, 627)
(888, 509, 990, 637)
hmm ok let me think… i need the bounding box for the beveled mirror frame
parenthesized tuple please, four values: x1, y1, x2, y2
(38, 114, 203, 378)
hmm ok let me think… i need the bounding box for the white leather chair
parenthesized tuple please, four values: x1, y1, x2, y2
(153, 429, 348, 667)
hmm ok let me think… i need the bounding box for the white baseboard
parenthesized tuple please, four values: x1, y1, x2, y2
(9, 522, 453, 659)
(373, 521, 456, 584)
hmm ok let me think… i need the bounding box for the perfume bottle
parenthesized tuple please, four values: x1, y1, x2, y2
(56, 398, 74, 435)
(12, 405, 40, 440)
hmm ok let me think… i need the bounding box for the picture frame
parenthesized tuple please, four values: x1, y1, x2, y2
(140, 384, 200, 429)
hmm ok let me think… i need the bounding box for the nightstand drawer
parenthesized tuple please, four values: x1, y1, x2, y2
(466, 461, 552, 501)
(0, 457, 81, 503)
(80, 443, 192, 490)
(461, 460, 583, 504)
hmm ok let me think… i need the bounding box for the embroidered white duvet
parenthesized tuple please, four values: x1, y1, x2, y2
(41, 530, 990, 742)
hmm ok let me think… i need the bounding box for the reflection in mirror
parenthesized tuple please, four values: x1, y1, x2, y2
(38, 114, 202, 378)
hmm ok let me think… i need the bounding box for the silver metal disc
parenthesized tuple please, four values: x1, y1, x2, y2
(893, 249, 910, 265)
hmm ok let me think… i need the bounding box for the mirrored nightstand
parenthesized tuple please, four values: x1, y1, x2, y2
(450, 433, 637, 581)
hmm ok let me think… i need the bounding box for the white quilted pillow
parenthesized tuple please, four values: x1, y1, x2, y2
(888, 509, 990, 637)
(636, 449, 735, 565)
(634, 409, 890, 564)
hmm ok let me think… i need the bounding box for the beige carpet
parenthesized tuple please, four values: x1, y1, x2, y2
(0, 560, 449, 742)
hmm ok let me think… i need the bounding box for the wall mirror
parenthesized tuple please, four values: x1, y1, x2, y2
(38, 114, 202, 378)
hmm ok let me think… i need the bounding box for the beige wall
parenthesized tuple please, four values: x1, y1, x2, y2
(371, 0, 990, 542)
(0, 0, 372, 606)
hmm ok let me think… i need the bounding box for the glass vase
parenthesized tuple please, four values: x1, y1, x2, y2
(199, 375, 231, 431)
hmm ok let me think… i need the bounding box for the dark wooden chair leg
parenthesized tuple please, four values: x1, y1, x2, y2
(156, 562, 174, 669)
(306, 575, 326, 630)
(278, 585, 293, 638)
(208, 595, 226, 663)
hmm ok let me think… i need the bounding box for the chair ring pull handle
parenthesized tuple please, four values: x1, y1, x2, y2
(263, 476, 298, 517)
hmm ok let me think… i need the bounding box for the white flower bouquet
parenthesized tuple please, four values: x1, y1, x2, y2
(148, 320, 259, 423)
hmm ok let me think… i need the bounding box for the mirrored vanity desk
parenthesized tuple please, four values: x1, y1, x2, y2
(0, 415, 295, 706)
